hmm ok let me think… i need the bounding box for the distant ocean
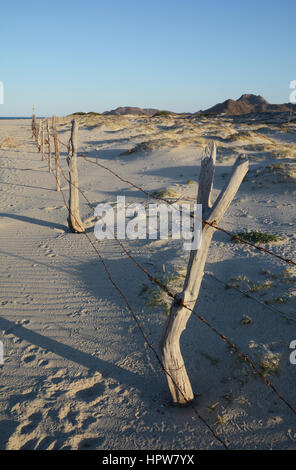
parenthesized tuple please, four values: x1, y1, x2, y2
(0, 117, 32, 120)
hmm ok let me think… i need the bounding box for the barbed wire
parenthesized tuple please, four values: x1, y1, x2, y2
(46, 134, 296, 419)
(36, 123, 296, 430)
(205, 271, 296, 324)
(78, 153, 296, 267)
(32, 128, 229, 449)
(54, 131, 296, 267)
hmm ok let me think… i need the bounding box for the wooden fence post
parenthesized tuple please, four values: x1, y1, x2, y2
(32, 110, 37, 140)
(41, 120, 45, 161)
(66, 119, 85, 233)
(46, 119, 52, 173)
(160, 142, 249, 404)
(52, 116, 61, 191)
(37, 119, 42, 152)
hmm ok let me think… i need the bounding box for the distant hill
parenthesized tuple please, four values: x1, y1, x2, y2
(103, 106, 160, 116)
(201, 94, 296, 115)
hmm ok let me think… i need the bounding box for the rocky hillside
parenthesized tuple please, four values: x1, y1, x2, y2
(202, 94, 295, 115)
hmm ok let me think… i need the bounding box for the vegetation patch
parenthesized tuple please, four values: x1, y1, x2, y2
(259, 353, 280, 377)
(152, 110, 173, 117)
(139, 269, 185, 315)
(231, 231, 283, 244)
(152, 187, 180, 199)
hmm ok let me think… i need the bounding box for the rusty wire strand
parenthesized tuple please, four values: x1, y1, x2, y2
(49, 135, 296, 419)
(33, 132, 229, 449)
(78, 153, 296, 267)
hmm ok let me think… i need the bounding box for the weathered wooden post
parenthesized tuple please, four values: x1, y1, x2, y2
(32, 105, 37, 140)
(46, 119, 52, 173)
(66, 119, 85, 233)
(41, 120, 45, 161)
(160, 142, 248, 404)
(37, 119, 42, 151)
(52, 116, 61, 191)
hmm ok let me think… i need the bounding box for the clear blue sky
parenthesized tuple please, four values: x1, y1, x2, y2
(0, 0, 295, 116)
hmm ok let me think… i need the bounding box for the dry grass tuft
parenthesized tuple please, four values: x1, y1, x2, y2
(0, 136, 21, 149)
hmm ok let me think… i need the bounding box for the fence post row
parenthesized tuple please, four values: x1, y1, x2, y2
(160, 142, 249, 404)
(28, 108, 296, 431)
(46, 119, 52, 173)
(66, 119, 85, 233)
(30, 110, 249, 406)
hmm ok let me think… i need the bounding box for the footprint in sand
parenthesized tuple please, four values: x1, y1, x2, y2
(38, 242, 57, 258)
(64, 373, 106, 406)
(21, 344, 42, 365)
(37, 359, 50, 367)
(3, 319, 30, 336)
(77, 437, 105, 450)
(62, 435, 105, 450)
(22, 353, 36, 364)
(19, 411, 42, 435)
(74, 382, 106, 403)
(6, 372, 106, 450)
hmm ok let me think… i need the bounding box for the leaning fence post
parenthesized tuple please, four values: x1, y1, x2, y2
(160, 142, 249, 404)
(52, 116, 61, 191)
(66, 119, 85, 233)
(46, 119, 52, 173)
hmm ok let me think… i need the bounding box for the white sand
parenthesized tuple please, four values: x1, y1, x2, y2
(0, 115, 296, 450)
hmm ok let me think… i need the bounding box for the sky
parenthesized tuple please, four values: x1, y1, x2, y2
(0, 0, 295, 116)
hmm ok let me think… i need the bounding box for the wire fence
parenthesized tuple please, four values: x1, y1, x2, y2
(31, 116, 296, 449)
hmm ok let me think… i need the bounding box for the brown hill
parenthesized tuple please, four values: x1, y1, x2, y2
(202, 94, 295, 115)
(103, 106, 159, 116)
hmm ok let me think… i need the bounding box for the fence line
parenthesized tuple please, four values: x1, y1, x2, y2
(43, 118, 296, 412)
(79, 154, 296, 267)
(50, 130, 296, 268)
(32, 121, 228, 449)
(31, 117, 296, 444)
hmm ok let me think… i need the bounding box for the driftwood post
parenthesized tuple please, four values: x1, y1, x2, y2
(52, 116, 61, 191)
(32, 106, 37, 140)
(160, 142, 248, 404)
(41, 120, 45, 161)
(46, 119, 52, 173)
(37, 119, 42, 152)
(66, 119, 85, 233)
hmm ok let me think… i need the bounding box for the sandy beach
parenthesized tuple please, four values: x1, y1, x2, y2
(0, 113, 296, 450)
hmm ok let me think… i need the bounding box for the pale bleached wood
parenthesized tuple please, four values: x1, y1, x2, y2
(67, 119, 85, 233)
(197, 140, 216, 215)
(160, 144, 248, 404)
(37, 119, 42, 151)
(32, 109, 37, 140)
(52, 116, 61, 191)
(46, 119, 52, 173)
(41, 120, 45, 161)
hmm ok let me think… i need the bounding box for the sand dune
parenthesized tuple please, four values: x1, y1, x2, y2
(0, 114, 296, 449)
